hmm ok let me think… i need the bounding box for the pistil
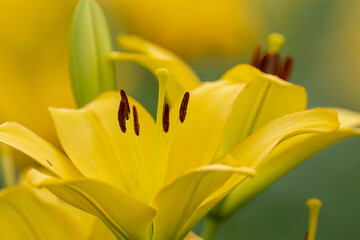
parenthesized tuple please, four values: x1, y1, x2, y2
(152, 68, 169, 193)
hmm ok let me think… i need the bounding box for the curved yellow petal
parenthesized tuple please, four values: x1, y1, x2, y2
(219, 108, 339, 169)
(0, 122, 81, 178)
(218, 108, 360, 218)
(0, 185, 86, 240)
(215, 64, 307, 158)
(165, 81, 247, 183)
(118, 34, 182, 61)
(50, 92, 155, 199)
(26, 168, 156, 240)
(331, 107, 360, 128)
(111, 35, 200, 104)
(151, 164, 255, 240)
(179, 166, 255, 238)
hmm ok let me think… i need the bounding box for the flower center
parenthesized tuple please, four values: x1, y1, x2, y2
(249, 33, 294, 81)
(117, 68, 190, 198)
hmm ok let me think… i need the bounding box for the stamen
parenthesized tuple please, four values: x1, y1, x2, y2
(305, 198, 322, 240)
(179, 92, 190, 123)
(132, 106, 140, 136)
(257, 53, 269, 72)
(162, 103, 170, 133)
(120, 89, 130, 120)
(249, 44, 261, 66)
(118, 99, 127, 133)
(279, 56, 294, 81)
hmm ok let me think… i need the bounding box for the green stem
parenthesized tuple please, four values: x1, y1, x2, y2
(201, 217, 221, 240)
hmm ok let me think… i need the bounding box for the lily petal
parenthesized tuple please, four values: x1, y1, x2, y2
(111, 35, 200, 104)
(219, 108, 339, 169)
(165, 80, 247, 183)
(0, 185, 86, 240)
(26, 168, 156, 240)
(90, 219, 118, 240)
(215, 64, 307, 158)
(218, 108, 360, 218)
(118, 34, 183, 61)
(151, 164, 255, 240)
(0, 122, 81, 178)
(50, 92, 155, 198)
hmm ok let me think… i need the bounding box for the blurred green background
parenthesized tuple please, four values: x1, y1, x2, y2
(1, 0, 359, 239)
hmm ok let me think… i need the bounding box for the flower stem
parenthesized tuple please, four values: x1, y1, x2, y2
(201, 217, 221, 240)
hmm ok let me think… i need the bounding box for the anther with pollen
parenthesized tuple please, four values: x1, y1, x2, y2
(179, 92, 190, 123)
(118, 99, 127, 133)
(120, 89, 130, 120)
(133, 106, 140, 136)
(162, 103, 170, 133)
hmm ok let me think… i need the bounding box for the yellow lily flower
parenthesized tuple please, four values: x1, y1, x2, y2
(0, 68, 339, 239)
(111, 34, 360, 224)
(110, 0, 260, 58)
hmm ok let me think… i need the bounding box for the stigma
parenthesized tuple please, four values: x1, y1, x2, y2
(305, 198, 322, 240)
(249, 33, 294, 81)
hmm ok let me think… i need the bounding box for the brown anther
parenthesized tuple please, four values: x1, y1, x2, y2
(118, 99, 127, 133)
(162, 103, 170, 133)
(257, 53, 269, 72)
(279, 56, 294, 81)
(120, 89, 130, 120)
(304, 232, 309, 240)
(249, 44, 261, 66)
(132, 105, 140, 136)
(179, 92, 190, 123)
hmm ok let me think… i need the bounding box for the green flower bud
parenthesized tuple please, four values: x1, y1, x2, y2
(69, 0, 116, 107)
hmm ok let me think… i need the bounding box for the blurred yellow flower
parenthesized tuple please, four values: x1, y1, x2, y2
(0, 0, 77, 144)
(111, 0, 261, 58)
